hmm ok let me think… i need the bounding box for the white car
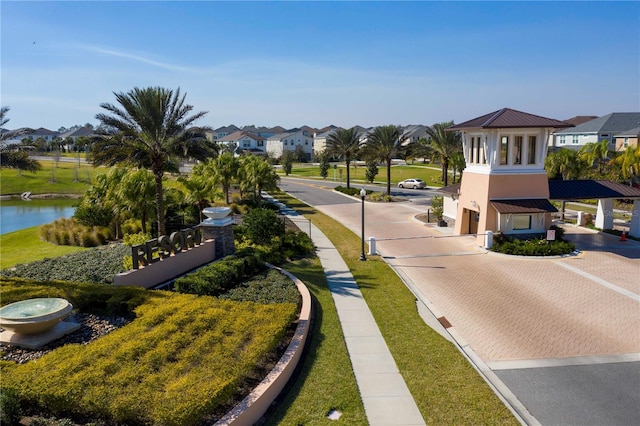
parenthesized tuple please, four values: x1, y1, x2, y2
(397, 178, 426, 189)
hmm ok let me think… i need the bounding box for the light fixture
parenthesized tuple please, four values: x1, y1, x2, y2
(359, 188, 367, 261)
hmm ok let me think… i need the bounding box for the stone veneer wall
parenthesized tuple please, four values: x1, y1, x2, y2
(200, 223, 235, 259)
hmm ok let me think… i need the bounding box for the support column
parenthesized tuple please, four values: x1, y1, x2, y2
(595, 198, 614, 230)
(629, 199, 640, 238)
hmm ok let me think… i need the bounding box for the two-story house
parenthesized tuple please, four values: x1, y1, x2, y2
(266, 129, 314, 160)
(218, 131, 267, 154)
(551, 113, 640, 150)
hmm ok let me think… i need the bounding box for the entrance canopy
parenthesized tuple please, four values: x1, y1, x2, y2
(491, 199, 558, 214)
(548, 180, 640, 200)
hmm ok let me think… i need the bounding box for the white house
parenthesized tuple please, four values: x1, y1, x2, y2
(218, 131, 266, 154)
(266, 129, 314, 160)
(551, 113, 640, 150)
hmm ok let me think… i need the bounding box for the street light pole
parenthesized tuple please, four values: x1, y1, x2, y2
(359, 187, 367, 261)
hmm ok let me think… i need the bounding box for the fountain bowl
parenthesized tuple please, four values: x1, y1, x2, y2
(203, 206, 232, 220)
(0, 298, 74, 335)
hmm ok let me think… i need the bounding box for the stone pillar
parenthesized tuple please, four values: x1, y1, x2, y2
(200, 223, 235, 259)
(199, 207, 236, 259)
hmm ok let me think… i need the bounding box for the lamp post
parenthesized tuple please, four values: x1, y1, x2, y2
(359, 187, 367, 261)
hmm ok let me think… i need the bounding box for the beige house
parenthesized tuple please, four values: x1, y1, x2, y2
(614, 126, 640, 151)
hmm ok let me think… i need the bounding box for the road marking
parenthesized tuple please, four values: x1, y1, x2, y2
(554, 261, 640, 302)
(488, 353, 640, 370)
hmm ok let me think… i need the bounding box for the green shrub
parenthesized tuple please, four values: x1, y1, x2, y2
(174, 252, 267, 297)
(334, 186, 361, 196)
(368, 191, 391, 202)
(0, 244, 129, 284)
(0, 386, 22, 426)
(221, 269, 300, 304)
(40, 218, 111, 248)
(1, 279, 297, 426)
(491, 236, 575, 256)
(242, 208, 285, 245)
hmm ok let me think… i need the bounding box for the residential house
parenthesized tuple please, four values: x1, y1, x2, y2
(266, 129, 314, 160)
(209, 125, 240, 141)
(551, 113, 640, 150)
(21, 127, 58, 143)
(218, 131, 267, 155)
(402, 124, 428, 144)
(614, 126, 640, 151)
(59, 126, 95, 151)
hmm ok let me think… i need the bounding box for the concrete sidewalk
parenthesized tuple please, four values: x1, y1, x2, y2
(268, 196, 425, 426)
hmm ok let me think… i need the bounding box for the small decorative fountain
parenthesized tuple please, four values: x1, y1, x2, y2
(0, 298, 80, 349)
(200, 206, 235, 259)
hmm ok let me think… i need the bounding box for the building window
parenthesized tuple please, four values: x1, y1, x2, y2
(258, 141, 264, 147)
(528, 136, 536, 164)
(572, 135, 579, 144)
(514, 136, 523, 165)
(470, 137, 476, 164)
(559, 136, 566, 144)
(500, 136, 509, 165)
(512, 215, 532, 230)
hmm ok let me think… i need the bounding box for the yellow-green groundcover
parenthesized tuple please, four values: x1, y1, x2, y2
(0, 278, 297, 425)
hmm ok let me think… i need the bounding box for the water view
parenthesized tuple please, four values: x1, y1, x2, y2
(0, 199, 77, 235)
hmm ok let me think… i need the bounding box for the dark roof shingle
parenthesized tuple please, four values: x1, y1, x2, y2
(448, 108, 569, 130)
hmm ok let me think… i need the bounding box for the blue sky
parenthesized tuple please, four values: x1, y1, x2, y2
(1, 1, 638, 131)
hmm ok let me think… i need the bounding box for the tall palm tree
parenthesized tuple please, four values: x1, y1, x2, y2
(241, 155, 280, 200)
(363, 125, 408, 195)
(92, 87, 212, 236)
(426, 121, 462, 187)
(326, 127, 362, 189)
(118, 169, 157, 234)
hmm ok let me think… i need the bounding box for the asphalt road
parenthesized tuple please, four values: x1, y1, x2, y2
(277, 177, 640, 426)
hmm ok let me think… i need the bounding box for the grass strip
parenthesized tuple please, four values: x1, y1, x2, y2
(266, 256, 367, 424)
(0, 160, 101, 196)
(272, 190, 518, 425)
(0, 227, 87, 269)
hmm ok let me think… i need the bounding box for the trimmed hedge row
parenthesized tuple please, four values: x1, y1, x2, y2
(174, 249, 267, 297)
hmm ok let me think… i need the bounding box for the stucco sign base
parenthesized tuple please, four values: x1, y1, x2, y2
(0, 320, 81, 350)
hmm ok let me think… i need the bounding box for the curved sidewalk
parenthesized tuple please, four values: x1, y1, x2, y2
(268, 195, 425, 426)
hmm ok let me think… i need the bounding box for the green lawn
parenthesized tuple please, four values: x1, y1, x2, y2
(0, 160, 101, 196)
(280, 162, 450, 187)
(0, 227, 87, 269)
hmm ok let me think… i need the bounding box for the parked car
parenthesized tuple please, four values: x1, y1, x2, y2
(398, 178, 426, 189)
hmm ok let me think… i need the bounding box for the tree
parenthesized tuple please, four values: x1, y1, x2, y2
(450, 151, 466, 184)
(241, 155, 280, 200)
(365, 160, 379, 183)
(426, 121, 462, 187)
(75, 168, 127, 237)
(363, 125, 407, 195)
(545, 148, 586, 180)
(0, 106, 40, 174)
(326, 127, 362, 189)
(615, 145, 640, 185)
(579, 139, 610, 174)
(118, 169, 157, 234)
(92, 87, 212, 236)
(408, 137, 433, 164)
(281, 150, 294, 176)
(318, 151, 330, 179)
(177, 162, 221, 222)
(207, 152, 240, 204)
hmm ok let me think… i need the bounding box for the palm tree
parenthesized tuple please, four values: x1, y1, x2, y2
(363, 125, 407, 195)
(118, 169, 157, 234)
(545, 148, 586, 180)
(92, 87, 212, 236)
(241, 155, 280, 200)
(177, 162, 221, 222)
(579, 139, 610, 174)
(615, 145, 640, 185)
(326, 127, 362, 189)
(425, 121, 462, 187)
(0, 106, 40, 174)
(207, 152, 240, 204)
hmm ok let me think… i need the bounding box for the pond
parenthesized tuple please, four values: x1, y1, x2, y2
(0, 198, 77, 235)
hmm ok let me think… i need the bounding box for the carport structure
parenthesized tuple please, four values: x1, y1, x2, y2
(548, 179, 640, 237)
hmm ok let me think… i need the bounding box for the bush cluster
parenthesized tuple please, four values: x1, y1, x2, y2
(39, 218, 112, 247)
(335, 186, 367, 197)
(220, 268, 300, 304)
(0, 244, 129, 285)
(368, 191, 391, 202)
(1, 278, 296, 426)
(491, 226, 575, 256)
(174, 250, 267, 297)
